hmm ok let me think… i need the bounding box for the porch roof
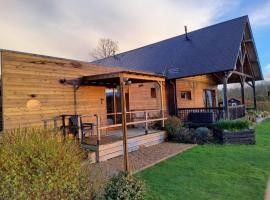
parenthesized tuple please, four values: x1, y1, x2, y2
(80, 70, 165, 87)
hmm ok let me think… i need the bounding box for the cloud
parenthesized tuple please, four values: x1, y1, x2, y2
(0, 0, 236, 61)
(249, 0, 270, 27)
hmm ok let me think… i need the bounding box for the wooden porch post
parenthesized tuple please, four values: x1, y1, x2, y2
(252, 79, 257, 111)
(113, 89, 117, 124)
(223, 73, 229, 119)
(240, 79, 245, 105)
(120, 76, 130, 173)
(158, 81, 165, 127)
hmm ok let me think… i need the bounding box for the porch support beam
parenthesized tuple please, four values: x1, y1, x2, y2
(240, 76, 246, 105)
(120, 76, 130, 173)
(158, 81, 165, 127)
(252, 79, 257, 111)
(231, 70, 253, 79)
(113, 89, 117, 124)
(246, 81, 253, 88)
(223, 72, 229, 119)
(245, 79, 257, 111)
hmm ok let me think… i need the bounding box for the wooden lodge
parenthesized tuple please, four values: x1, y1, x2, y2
(0, 16, 263, 166)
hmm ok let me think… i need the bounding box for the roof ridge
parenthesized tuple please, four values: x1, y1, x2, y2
(93, 15, 248, 64)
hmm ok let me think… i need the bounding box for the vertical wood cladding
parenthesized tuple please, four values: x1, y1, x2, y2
(176, 75, 218, 108)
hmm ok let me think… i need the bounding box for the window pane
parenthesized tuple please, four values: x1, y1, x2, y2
(180, 91, 191, 100)
(151, 88, 156, 98)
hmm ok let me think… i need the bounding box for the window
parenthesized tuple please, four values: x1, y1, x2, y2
(151, 88, 156, 98)
(203, 90, 216, 107)
(180, 91, 191, 100)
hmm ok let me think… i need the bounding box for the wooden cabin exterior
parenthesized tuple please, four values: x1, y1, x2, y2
(175, 75, 218, 109)
(0, 16, 264, 164)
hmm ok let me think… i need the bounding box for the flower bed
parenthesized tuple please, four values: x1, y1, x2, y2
(214, 119, 255, 144)
(214, 129, 255, 144)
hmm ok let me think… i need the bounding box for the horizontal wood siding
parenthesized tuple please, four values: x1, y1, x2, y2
(98, 131, 167, 161)
(1, 51, 123, 129)
(129, 82, 167, 111)
(176, 75, 218, 108)
(1, 51, 167, 130)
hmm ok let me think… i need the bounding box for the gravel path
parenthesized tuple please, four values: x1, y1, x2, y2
(93, 142, 196, 176)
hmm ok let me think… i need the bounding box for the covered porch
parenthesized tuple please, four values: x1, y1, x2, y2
(177, 70, 257, 122)
(62, 71, 167, 169)
(177, 30, 261, 122)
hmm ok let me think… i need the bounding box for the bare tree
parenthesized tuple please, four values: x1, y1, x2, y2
(90, 38, 119, 60)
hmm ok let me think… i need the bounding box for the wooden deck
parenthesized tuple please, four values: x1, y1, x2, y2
(82, 128, 167, 162)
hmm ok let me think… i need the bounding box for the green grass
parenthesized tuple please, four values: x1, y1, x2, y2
(137, 119, 270, 200)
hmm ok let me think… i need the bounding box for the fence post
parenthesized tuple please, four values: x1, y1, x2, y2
(145, 111, 148, 134)
(62, 115, 67, 138)
(161, 109, 165, 128)
(53, 118, 57, 129)
(95, 114, 101, 145)
(77, 116, 82, 141)
(44, 120, 47, 129)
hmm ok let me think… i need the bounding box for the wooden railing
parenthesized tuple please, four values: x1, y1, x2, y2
(178, 107, 224, 122)
(42, 116, 62, 129)
(228, 105, 245, 120)
(42, 110, 167, 146)
(94, 109, 167, 145)
(178, 105, 246, 122)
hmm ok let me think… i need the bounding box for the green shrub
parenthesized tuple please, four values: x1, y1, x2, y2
(170, 128, 196, 144)
(0, 128, 101, 200)
(195, 127, 210, 144)
(104, 172, 146, 200)
(216, 119, 250, 132)
(164, 116, 183, 139)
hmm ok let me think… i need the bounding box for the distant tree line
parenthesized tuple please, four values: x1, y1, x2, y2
(223, 81, 270, 102)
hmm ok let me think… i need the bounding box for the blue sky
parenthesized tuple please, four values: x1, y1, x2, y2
(0, 0, 269, 79)
(214, 0, 270, 79)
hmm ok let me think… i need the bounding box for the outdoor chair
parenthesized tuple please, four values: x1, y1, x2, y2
(68, 115, 93, 139)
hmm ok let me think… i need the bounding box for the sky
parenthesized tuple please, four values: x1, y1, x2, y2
(0, 0, 269, 79)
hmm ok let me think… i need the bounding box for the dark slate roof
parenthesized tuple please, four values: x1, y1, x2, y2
(92, 16, 259, 80)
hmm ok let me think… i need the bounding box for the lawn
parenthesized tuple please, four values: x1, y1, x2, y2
(137, 119, 270, 200)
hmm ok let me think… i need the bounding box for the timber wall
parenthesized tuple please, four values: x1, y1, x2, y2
(129, 82, 167, 111)
(1, 51, 123, 129)
(176, 75, 218, 108)
(1, 50, 167, 130)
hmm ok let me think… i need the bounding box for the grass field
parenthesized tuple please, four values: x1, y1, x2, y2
(137, 119, 270, 200)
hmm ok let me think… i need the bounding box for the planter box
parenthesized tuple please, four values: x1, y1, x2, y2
(214, 129, 255, 144)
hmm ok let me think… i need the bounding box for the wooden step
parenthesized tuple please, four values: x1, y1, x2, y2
(98, 131, 167, 162)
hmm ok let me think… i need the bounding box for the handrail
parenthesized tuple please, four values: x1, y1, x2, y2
(98, 117, 167, 130)
(178, 107, 224, 110)
(41, 109, 167, 144)
(94, 109, 166, 145)
(94, 109, 167, 117)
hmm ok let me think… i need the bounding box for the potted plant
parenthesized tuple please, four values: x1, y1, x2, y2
(214, 119, 255, 144)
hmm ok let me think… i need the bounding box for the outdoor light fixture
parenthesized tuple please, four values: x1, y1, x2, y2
(30, 94, 36, 98)
(100, 98, 104, 104)
(59, 78, 66, 84)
